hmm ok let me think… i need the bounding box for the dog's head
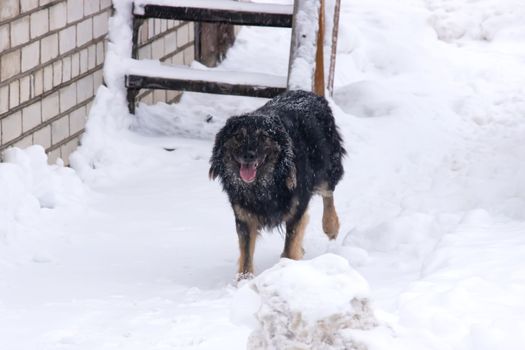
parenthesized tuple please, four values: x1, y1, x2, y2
(209, 114, 296, 190)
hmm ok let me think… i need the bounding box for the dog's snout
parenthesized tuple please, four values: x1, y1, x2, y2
(243, 150, 257, 163)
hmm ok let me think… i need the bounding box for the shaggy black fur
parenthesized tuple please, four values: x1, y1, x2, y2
(209, 90, 346, 278)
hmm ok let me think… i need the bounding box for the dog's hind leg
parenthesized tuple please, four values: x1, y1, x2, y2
(316, 183, 340, 240)
(322, 192, 340, 240)
(234, 213, 258, 280)
(282, 211, 309, 260)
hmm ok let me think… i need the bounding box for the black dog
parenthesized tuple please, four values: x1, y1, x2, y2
(210, 90, 346, 279)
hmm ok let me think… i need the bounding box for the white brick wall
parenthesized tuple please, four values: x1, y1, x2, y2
(59, 83, 77, 112)
(30, 9, 49, 39)
(9, 80, 19, 109)
(0, 24, 10, 51)
(11, 16, 30, 47)
(59, 26, 76, 54)
(22, 102, 42, 132)
(50, 2, 67, 31)
(77, 18, 93, 46)
(41, 33, 59, 63)
(1, 1, 197, 164)
(42, 92, 60, 121)
(67, 0, 84, 24)
(21, 41, 40, 72)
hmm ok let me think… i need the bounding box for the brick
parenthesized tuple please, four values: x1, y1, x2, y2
(139, 24, 148, 44)
(21, 0, 39, 13)
(22, 101, 42, 132)
(153, 89, 165, 103)
(96, 42, 105, 65)
(59, 26, 76, 54)
(71, 52, 80, 77)
(152, 38, 164, 60)
(0, 24, 9, 51)
(93, 11, 109, 39)
(34, 69, 43, 96)
(173, 51, 183, 65)
(79, 49, 88, 74)
(154, 19, 161, 36)
(9, 80, 19, 109)
(69, 106, 86, 134)
(2, 111, 22, 142)
(177, 24, 189, 48)
(43, 65, 53, 92)
(88, 45, 96, 70)
(21, 41, 40, 72)
(100, 0, 112, 10)
(61, 138, 79, 164)
(30, 9, 49, 39)
(0, 85, 8, 114)
(11, 17, 30, 47)
(76, 18, 93, 46)
(93, 69, 103, 88)
(138, 44, 151, 60)
(53, 60, 62, 87)
(59, 83, 76, 112)
(62, 56, 72, 82)
(14, 135, 33, 149)
(188, 22, 195, 41)
(183, 46, 194, 65)
(67, 0, 84, 24)
(47, 148, 61, 164)
(164, 32, 177, 54)
(19, 76, 31, 103)
(50, 2, 67, 31)
(0, 0, 19, 21)
(77, 75, 94, 102)
(148, 19, 154, 39)
(42, 92, 59, 121)
(51, 115, 69, 143)
(84, 0, 99, 15)
(33, 125, 51, 149)
(41, 33, 59, 63)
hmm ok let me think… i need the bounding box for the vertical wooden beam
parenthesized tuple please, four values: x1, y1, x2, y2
(327, 0, 341, 96)
(313, 0, 325, 96)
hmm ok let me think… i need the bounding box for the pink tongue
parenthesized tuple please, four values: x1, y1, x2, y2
(240, 163, 257, 182)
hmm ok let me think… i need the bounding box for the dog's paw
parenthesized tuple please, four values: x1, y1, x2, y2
(236, 272, 255, 282)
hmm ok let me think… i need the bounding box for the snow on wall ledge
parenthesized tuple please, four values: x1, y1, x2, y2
(232, 254, 377, 350)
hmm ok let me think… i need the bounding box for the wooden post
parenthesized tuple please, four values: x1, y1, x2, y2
(313, 0, 325, 96)
(327, 0, 341, 96)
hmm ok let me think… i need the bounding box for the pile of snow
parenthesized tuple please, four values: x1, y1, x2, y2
(233, 254, 376, 349)
(0, 146, 85, 249)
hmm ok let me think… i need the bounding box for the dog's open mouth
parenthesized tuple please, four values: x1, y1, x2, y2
(239, 162, 259, 183)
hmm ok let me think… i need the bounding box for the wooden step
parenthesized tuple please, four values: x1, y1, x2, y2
(125, 61, 287, 111)
(133, 0, 294, 27)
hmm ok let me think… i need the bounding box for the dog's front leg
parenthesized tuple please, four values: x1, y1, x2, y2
(235, 216, 258, 280)
(282, 210, 309, 260)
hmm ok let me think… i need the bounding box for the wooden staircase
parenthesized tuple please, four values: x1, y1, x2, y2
(125, 0, 340, 113)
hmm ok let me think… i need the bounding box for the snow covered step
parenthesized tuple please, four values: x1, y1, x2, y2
(125, 61, 287, 99)
(133, 0, 294, 27)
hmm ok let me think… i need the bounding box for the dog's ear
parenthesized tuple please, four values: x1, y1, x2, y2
(209, 117, 238, 181)
(286, 163, 297, 190)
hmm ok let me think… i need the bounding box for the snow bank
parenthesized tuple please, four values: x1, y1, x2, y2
(0, 146, 85, 241)
(233, 254, 377, 350)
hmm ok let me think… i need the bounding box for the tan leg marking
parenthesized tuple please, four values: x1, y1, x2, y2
(234, 205, 259, 279)
(322, 194, 340, 240)
(283, 211, 309, 260)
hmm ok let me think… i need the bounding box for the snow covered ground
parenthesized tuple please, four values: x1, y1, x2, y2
(2, 0, 525, 348)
